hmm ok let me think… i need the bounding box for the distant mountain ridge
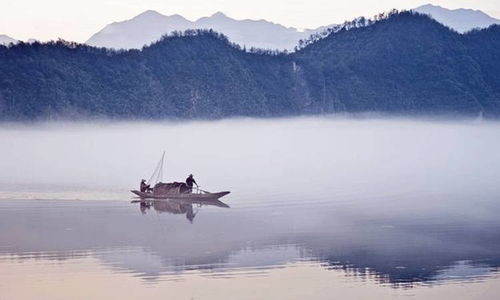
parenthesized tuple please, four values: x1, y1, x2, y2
(414, 4, 500, 33)
(1, 11, 500, 120)
(0, 34, 17, 46)
(86, 4, 500, 51)
(3, 4, 500, 50)
(86, 11, 327, 51)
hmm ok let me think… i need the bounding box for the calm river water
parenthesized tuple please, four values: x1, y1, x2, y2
(1, 117, 499, 300)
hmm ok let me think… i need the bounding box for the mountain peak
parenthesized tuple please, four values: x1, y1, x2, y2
(135, 10, 165, 19)
(417, 3, 483, 14)
(140, 10, 162, 16)
(169, 14, 185, 19)
(0, 34, 18, 46)
(417, 3, 441, 9)
(211, 12, 228, 18)
(414, 4, 500, 33)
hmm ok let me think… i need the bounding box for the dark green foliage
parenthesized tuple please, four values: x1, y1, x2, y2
(0, 13, 499, 120)
(462, 25, 500, 114)
(293, 11, 499, 116)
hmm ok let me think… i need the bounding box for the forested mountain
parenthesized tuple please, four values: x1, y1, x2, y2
(1, 11, 499, 120)
(293, 12, 500, 115)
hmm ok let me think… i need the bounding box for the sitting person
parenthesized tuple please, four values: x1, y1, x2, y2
(140, 179, 152, 193)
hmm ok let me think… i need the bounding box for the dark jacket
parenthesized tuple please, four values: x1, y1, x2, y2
(186, 176, 197, 187)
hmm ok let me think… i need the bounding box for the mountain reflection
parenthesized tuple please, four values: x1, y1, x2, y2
(0, 197, 499, 287)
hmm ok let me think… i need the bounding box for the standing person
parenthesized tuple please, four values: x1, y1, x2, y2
(185, 174, 198, 193)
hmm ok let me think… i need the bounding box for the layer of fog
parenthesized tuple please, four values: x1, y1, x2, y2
(0, 117, 499, 204)
(2, 116, 500, 285)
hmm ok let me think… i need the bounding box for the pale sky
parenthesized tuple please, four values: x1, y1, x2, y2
(1, 0, 499, 43)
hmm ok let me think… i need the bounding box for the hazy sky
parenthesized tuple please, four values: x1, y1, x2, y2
(1, 0, 499, 42)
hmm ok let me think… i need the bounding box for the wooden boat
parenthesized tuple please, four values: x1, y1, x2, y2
(131, 189, 230, 201)
(131, 152, 230, 202)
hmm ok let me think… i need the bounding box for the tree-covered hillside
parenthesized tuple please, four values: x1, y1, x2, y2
(293, 11, 499, 115)
(0, 12, 499, 120)
(0, 31, 297, 119)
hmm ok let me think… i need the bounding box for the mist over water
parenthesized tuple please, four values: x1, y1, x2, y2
(1, 117, 500, 299)
(1, 117, 499, 200)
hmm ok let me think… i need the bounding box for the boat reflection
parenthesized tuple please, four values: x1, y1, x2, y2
(132, 198, 230, 223)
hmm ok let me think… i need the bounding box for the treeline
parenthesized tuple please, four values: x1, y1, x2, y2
(293, 11, 500, 115)
(296, 9, 402, 50)
(0, 12, 499, 120)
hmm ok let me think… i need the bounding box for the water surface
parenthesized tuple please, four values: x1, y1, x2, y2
(1, 117, 499, 299)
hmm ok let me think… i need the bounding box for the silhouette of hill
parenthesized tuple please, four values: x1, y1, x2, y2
(1, 11, 499, 120)
(293, 11, 500, 114)
(0, 34, 17, 46)
(414, 4, 500, 33)
(86, 5, 500, 51)
(86, 11, 327, 51)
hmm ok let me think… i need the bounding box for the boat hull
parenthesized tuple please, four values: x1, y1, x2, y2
(131, 190, 230, 201)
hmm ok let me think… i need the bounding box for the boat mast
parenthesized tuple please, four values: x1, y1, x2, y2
(157, 151, 165, 183)
(147, 151, 165, 185)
